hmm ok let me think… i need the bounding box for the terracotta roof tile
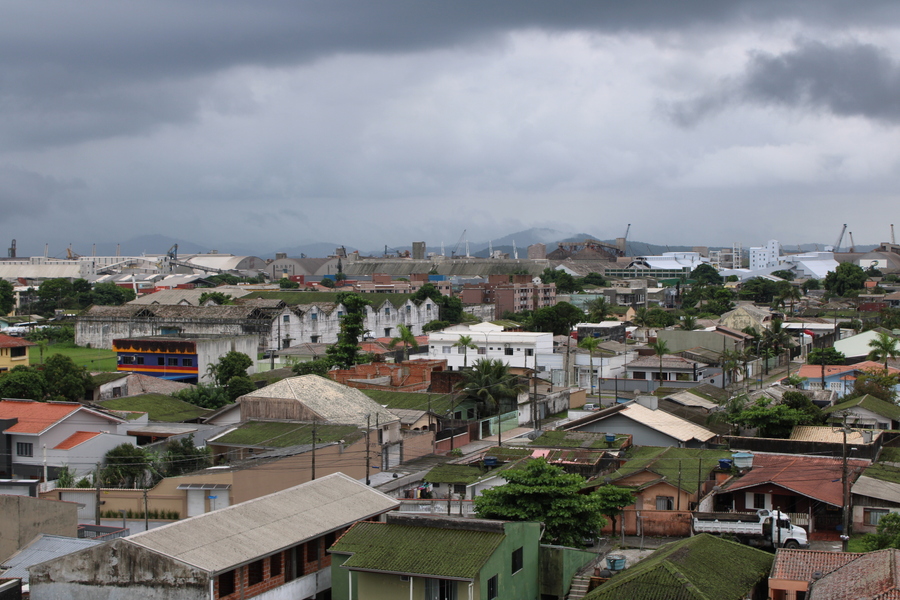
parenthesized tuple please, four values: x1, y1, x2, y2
(54, 431, 102, 450)
(0, 400, 83, 434)
(771, 549, 863, 581)
(0, 334, 37, 348)
(809, 549, 900, 600)
(723, 453, 870, 507)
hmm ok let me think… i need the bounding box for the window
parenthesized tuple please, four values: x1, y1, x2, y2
(385, 328, 392, 337)
(443, 346, 452, 354)
(310, 336, 320, 343)
(385, 307, 391, 316)
(218, 571, 236, 597)
(10, 347, 25, 358)
(426, 304, 432, 311)
(168, 357, 178, 366)
(247, 558, 264, 586)
(525, 348, 534, 357)
(457, 345, 466, 354)
(406, 305, 411, 314)
(135, 356, 144, 365)
(753, 493, 766, 509)
(656, 496, 674, 510)
(122, 356, 135, 365)
(866, 509, 891, 526)
(487, 575, 498, 599)
(453, 484, 467, 495)
(157, 357, 165, 366)
(16, 442, 33, 457)
(425, 578, 458, 600)
(337, 310, 344, 317)
(283, 314, 290, 323)
(183, 358, 193, 367)
(478, 346, 486, 355)
(310, 312, 318, 321)
(505, 348, 513, 356)
(270, 552, 282, 577)
(511, 547, 524, 573)
(306, 539, 319, 563)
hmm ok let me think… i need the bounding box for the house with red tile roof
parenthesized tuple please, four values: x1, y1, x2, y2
(0, 399, 135, 481)
(0, 333, 36, 372)
(770, 548, 900, 600)
(794, 360, 900, 397)
(710, 452, 870, 538)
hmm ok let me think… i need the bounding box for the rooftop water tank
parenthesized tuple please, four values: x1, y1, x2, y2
(732, 452, 754, 469)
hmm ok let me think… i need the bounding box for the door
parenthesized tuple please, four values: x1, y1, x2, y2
(60, 491, 96, 519)
(186, 489, 205, 516)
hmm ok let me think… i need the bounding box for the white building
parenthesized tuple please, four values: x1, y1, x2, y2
(426, 323, 553, 370)
(749, 240, 783, 270)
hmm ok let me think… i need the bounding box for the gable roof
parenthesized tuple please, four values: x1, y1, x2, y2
(585, 534, 774, 600)
(54, 431, 103, 450)
(0, 399, 122, 435)
(563, 402, 718, 443)
(241, 375, 397, 427)
(0, 333, 37, 348)
(126, 472, 398, 574)
(823, 394, 900, 421)
(1, 534, 102, 584)
(770, 548, 863, 582)
(808, 548, 900, 600)
(602, 447, 732, 494)
(722, 453, 870, 507)
(330, 519, 507, 580)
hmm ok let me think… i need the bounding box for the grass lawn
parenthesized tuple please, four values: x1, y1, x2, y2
(29, 342, 118, 371)
(846, 535, 870, 553)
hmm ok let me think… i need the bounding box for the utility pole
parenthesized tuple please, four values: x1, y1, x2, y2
(311, 420, 317, 481)
(676, 461, 682, 511)
(95, 463, 102, 526)
(365, 414, 371, 485)
(841, 424, 850, 552)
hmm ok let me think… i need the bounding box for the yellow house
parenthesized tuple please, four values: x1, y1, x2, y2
(0, 334, 36, 372)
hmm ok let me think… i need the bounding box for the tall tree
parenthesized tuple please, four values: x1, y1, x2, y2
(648, 339, 670, 384)
(0, 280, 15, 315)
(457, 358, 524, 420)
(326, 293, 372, 368)
(690, 264, 724, 286)
(595, 485, 636, 540)
(474, 458, 606, 548)
(43, 354, 91, 402)
(388, 323, 419, 362)
(451, 334, 477, 368)
(824, 263, 867, 297)
(868, 331, 900, 371)
(0, 367, 47, 400)
(530, 302, 582, 336)
(585, 297, 611, 322)
(680, 315, 699, 331)
(578, 336, 601, 397)
(207, 351, 253, 387)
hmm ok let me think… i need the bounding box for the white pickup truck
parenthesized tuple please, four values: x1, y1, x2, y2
(692, 509, 809, 550)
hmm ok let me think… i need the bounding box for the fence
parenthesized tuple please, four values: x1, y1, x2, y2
(396, 499, 476, 517)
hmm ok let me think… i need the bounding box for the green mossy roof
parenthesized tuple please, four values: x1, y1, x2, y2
(97, 394, 209, 422)
(331, 521, 504, 579)
(862, 447, 900, 484)
(531, 430, 628, 449)
(212, 421, 362, 448)
(823, 394, 900, 421)
(89, 372, 129, 387)
(424, 464, 485, 484)
(584, 534, 774, 600)
(249, 367, 295, 385)
(603, 447, 732, 494)
(243, 291, 415, 308)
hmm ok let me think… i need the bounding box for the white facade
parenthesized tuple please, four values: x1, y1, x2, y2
(426, 323, 554, 370)
(782, 251, 840, 280)
(749, 240, 783, 271)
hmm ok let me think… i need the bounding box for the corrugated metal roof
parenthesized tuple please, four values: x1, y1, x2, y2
(664, 390, 718, 410)
(241, 375, 398, 427)
(851, 475, 900, 504)
(790, 426, 875, 444)
(127, 472, 399, 574)
(1, 534, 102, 583)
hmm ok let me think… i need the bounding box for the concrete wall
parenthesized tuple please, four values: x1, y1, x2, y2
(539, 545, 596, 600)
(657, 330, 740, 354)
(29, 539, 209, 600)
(197, 335, 258, 383)
(0, 495, 78, 563)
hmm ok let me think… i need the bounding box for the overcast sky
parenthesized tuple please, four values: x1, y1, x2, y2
(4, 1, 900, 256)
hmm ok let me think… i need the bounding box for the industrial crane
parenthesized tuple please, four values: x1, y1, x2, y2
(451, 229, 467, 258)
(848, 232, 856, 253)
(829, 224, 847, 253)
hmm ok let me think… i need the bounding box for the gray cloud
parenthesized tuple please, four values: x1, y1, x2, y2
(0, 166, 85, 218)
(668, 40, 900, 125)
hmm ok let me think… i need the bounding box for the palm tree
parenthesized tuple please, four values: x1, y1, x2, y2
(648, 339, 670, 385)
(680, 315, 699, 331)
(578, 336, 601, 397)
(457, 359, 526, 446)
(586, 297, 611, 322)
(720, 348, 746, 393)
(387, 324, 418, 362)
(868, 331, 900, 371)
(452, 334, 478, 368)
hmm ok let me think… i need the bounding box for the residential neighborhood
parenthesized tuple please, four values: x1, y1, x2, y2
(3, 232, 900, 600)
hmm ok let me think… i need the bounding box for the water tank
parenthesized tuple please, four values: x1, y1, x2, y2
(732, 452, 754, 469)
(605, 434, 616, 443)
(718, 459, 733, 470)
(606, 555, 626, 571)
(483, 456, 498, 467)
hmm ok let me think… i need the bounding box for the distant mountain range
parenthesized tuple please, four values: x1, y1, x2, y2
(51, 230, 880, 260)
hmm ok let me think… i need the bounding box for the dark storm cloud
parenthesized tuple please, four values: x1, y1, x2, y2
(0, 166, 85, 218)
(669, 40, 900, 126)
(3, 0, 899, 149)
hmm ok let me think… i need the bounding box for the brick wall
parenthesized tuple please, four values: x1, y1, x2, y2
(212, 530, 344, 600)
(329, 359, 447, 392)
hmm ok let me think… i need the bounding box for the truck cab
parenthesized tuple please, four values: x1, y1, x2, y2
(761, 510, 809, 550)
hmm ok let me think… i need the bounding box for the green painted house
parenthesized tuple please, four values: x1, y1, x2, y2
(329, 513, 542, 600)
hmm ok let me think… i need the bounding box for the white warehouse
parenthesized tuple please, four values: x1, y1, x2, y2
(426, 323, 554, 370)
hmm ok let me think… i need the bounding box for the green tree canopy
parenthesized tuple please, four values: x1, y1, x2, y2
(452, 334, 478, 368)
(278, 279, 300, 289)
(595, 484, 636, 538)
(388, 323, 419, 362)
(690, 264, 723, 286)
(729, 399, 817, 438)
(0, 280, 15, 315)
(867, 331, 900, 371)
(91, 282, 136, 306)
(771, 270, 795, 281)
(0, 367, 47, 400)
(174, 383, 232, 409)
(474, 458, 607, 548)
(207, 351, 253, 387)
(43, 354, 92, 402)
(163, 434, 212, 477)
(102, 443, 151, 488)
(199, 291, 233, 306)
(862, 512, 900, 551)
(457, 358, 524, 418)
(326, 293, 372, 368)
(530, 302, 582, 336)
(824, 263, 867, 296)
